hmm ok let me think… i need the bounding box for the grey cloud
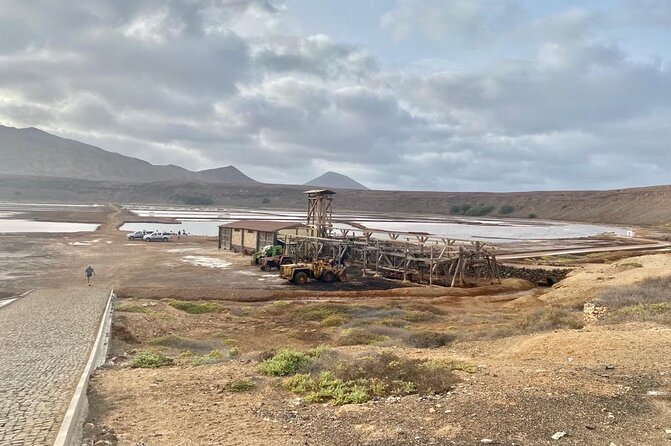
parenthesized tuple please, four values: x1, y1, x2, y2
(1, 0, 671, 191)
(380, 0, 525, 43)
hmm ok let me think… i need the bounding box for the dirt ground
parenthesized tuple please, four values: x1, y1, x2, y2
(2, 205, 670, 445)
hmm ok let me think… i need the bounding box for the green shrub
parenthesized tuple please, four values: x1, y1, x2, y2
(499, 205, 514, 215)
(449, 205, 462, 215)
(465, 205, 495, 217)
(528, 213, 537, 219)
(130, 351, 173, 368)
(281, 351, 458, 405)
(191, 350, 224, 366)
(169, 300, 221, 314)
(286, 371, 371, 405)
(228, 347, 240, 357)
(260, 349, 313, 376)
(224, 378, 256, 392)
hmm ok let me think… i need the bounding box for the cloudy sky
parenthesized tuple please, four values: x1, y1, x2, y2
(1, 0, 670, 191)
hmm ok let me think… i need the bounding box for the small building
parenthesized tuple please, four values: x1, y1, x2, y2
(218, 220, 307, 254)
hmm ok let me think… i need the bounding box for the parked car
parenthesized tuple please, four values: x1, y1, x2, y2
(143, 231, 171, 242)
(127, 230, 152, 240)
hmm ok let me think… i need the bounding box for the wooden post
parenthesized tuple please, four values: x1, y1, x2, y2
(362, 246, 368, 276)
(450, 255, 461, 288)
(402, 241, 408, 283)
(375, 240, 381, 277)
(429, 245, 434, 286)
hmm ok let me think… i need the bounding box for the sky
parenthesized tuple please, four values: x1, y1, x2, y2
(1, 0, 671, 191)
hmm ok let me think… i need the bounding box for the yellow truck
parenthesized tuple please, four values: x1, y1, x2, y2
(280, 259, 347, 285)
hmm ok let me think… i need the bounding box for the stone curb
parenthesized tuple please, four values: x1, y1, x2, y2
(0, 289, 34, 309)
(53, 289, 115, 446)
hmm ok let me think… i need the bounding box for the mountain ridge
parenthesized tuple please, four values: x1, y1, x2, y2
(0, 125, 259, 185)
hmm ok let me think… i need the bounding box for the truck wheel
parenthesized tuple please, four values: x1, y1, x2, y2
(321, 271, 335, 283)
(163, 237, 168, 242)
(293, 271, 308, 285)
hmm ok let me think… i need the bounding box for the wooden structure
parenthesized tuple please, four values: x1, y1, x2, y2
(282, 232, 500, 287)
(305, 189, 334, 238)
(218, 220, 306, 255)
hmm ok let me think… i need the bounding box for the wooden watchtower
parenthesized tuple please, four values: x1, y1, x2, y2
(305, 189, 335, 238)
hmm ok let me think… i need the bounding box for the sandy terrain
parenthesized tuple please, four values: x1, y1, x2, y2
(2, 205, 670, 445)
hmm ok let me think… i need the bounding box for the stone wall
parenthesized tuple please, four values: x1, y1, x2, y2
(498, 264, 573, 286)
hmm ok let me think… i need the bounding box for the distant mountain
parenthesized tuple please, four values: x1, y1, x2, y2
(0, 125, 258, 185)
(305, 171, 369, 190)
(195, 165, 258, 184)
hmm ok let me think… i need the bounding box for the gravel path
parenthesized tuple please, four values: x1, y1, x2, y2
(0, 288, 109, 445)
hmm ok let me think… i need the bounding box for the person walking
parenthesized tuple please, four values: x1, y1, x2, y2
(85, 266, 95, 286)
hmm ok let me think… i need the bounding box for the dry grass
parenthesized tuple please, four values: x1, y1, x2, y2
(595, 276, 671, 325)
(149, 335, 223, 354)
(402, 331, 456, 348)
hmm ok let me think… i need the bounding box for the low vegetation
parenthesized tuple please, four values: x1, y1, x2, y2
(150, 334, 222, 354)
(499, 204, 515, 215)
(449, 204, 496, 217)
(192, 350, 224, 366)
(224, 378, 256, 392)
(595, 276, 671, 324)
(259, 347, 329, 376)
(116, 303, 149, 313)
(402, 330, 456, 348)
(336, 328, 387, 346)
(130, 351, 173, 368)
(294, 303, 350, 322)
(169, 300, 221, 314)
(516, 306, 584, 332)
(278, 350, 458, 405)
(172, 194, 214, 205)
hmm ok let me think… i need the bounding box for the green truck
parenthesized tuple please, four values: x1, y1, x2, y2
(250, 244, 284, 265)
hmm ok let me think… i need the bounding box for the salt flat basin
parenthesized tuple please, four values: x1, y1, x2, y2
(0, 219, 99, 233)
(120, 205, 629, 242)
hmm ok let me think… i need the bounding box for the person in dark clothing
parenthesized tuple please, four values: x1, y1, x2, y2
(85, 266, 95, 286)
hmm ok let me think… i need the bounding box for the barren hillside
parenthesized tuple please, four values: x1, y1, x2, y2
(2, 175, 671, 226)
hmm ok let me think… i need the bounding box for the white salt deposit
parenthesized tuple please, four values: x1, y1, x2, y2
(181, 256, 231, 269)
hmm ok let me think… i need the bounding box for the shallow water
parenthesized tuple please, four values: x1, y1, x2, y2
(0, 219, 100, 233)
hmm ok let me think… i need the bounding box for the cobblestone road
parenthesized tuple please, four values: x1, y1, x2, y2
(0, 288, 109, 445)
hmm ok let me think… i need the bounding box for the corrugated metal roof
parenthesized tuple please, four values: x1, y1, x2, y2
(218, 220, 305, 232)
(303, 189, 336, 195)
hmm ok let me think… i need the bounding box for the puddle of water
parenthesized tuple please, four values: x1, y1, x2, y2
(0, 219, 99, 233)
